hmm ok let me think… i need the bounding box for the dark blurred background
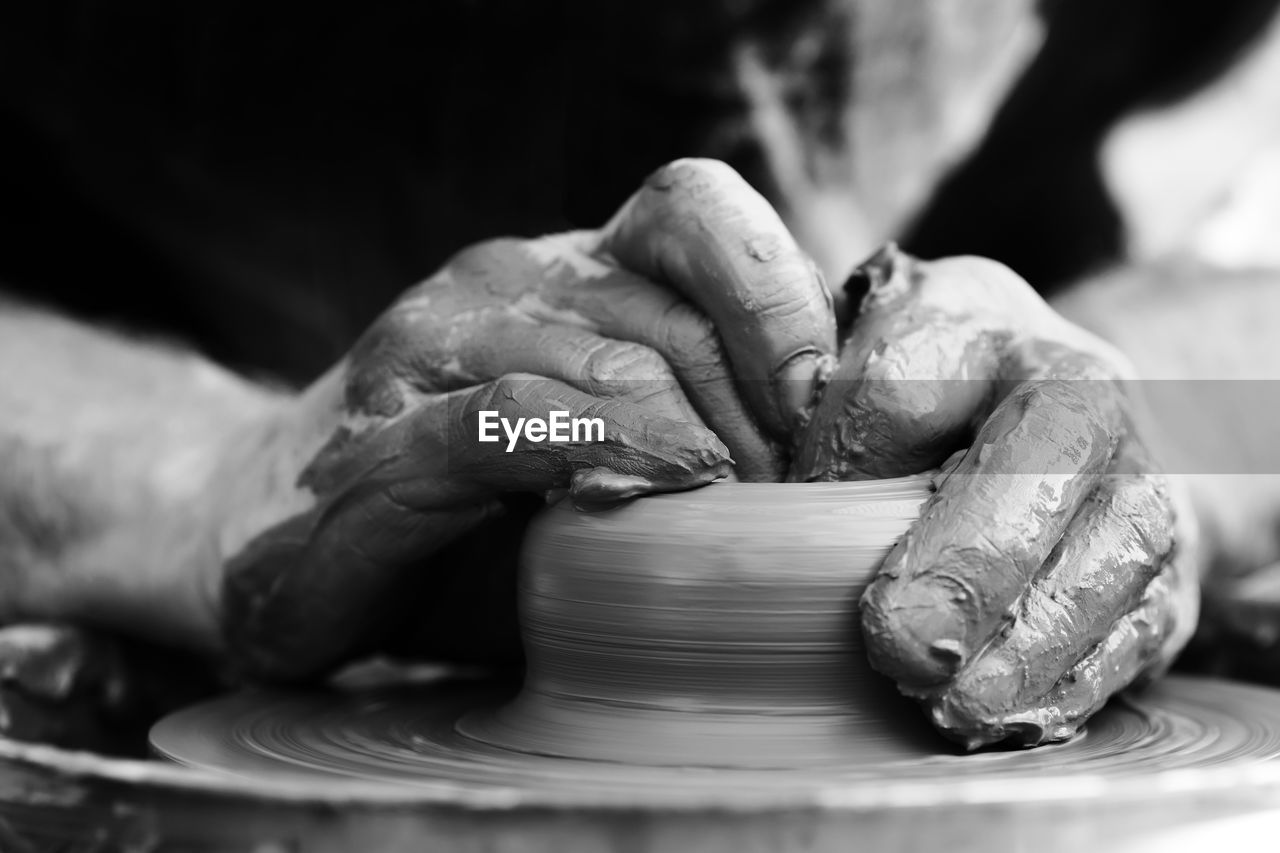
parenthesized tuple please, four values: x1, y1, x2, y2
(2, 0, 1279, 384)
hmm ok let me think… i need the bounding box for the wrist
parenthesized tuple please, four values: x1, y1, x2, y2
(203, 363, 349, 633)
(8, 364, 298, 654)
(211, 364, 346, 550)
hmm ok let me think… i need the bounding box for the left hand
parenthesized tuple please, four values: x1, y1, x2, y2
(214, 159, 837, 681)
(791, 244, 1199, 748)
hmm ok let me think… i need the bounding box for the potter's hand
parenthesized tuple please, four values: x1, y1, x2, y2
(791, 245, 1198, 748)
(220, 159, 835, 680)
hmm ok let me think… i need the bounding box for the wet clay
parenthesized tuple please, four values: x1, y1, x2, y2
(787, 244, 1185, 748)
(456, 477, 935, 767)
(151, 479, 1280, 803)
(152, 672, 1280, 802)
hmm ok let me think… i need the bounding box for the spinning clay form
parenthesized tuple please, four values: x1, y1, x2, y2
(151, 476, 1280, 816)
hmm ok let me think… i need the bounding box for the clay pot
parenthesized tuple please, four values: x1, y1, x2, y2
(118, 477, 1280, 848)
(458, 477, 936, 767)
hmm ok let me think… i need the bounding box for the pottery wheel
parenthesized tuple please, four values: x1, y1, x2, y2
(150, 675, 1280, 805)
(151, 478, 1280, 808)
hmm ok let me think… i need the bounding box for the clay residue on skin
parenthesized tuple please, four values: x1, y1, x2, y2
(342, 228, 795, 482)
(569, 465, 732, 510)
(449, 376, 735, 499)
(221, 368, 735, 682)
(790, 245, 1005, 482)
(920, 452, 1176, 747)
(790, 244, 1182, 749)
(859, 379, 1123, 691)
(536, 263, 787, 482)
(603, 158, 837, 438)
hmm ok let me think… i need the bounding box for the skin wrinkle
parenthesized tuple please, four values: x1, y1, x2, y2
(1036, 570, 1178, 739)
(370, 177, 807, 479)
(897, 464, 1081, 660)
(6, 153, 854, 697)
(921, 456, 1177, 743)
(793, 264, 1006, 480)
(606, 160, 835, 437)
(788, 245, 1186, 747)
(226, 351, 735, 678)
(661, 307, 722, 376)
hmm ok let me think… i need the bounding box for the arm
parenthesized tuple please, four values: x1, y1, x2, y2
(0, 296, 293, 651)
(0, 159, 836, 698)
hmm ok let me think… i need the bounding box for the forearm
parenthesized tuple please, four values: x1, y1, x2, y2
(0, 298, 295, 650)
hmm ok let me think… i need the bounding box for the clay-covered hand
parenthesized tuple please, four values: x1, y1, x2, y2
(791, 244, 1199, 748)
(217, 159, 835, 682)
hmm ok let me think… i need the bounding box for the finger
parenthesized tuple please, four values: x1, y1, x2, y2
(791, 245, 1002, 482)
(310, 373, 734, 512)
(922, 448, 1177, 748)
(225, 376, 733, 680)
(437, 315, 760, 480)
(380, 497, 536, 667)
(345, 237, 781, 479)
(224, 499, 500, 682)
(601, 158, 837, 436)
(440, 373, 734, 507)
(860, 377, 1127, 689)
(978, 563, 1184, 748)
(527, 249, 784, 480)
(445, 312, 703, 426)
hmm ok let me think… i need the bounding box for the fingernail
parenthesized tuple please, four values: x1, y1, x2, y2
(862, 581, 970, 687)
(774, 350, 827, 425)
(568, 469, 651, 510)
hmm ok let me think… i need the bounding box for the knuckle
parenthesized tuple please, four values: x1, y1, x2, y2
(1019, 378, 1115, 433)
(876, 385, 957, 438)
(1115, 471, 1171, 518)
(530, 229, 601, 259)
(584, 340, 673, 387)
(660, 305, 723, 369)
(751, 270, 820, 316)
(915, 255, 1044, 333)
(364, 304, 419, 349)
(935, 256, 1037, 303)
(441, 238, 539, 298)
(645, 158, 740, 195)
(446, 237, 527, 271)
(485, 373, 544, 414)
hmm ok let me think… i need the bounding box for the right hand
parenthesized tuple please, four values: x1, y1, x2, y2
(791, 245, 1198, 748)
(210, 159, 836, 681)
